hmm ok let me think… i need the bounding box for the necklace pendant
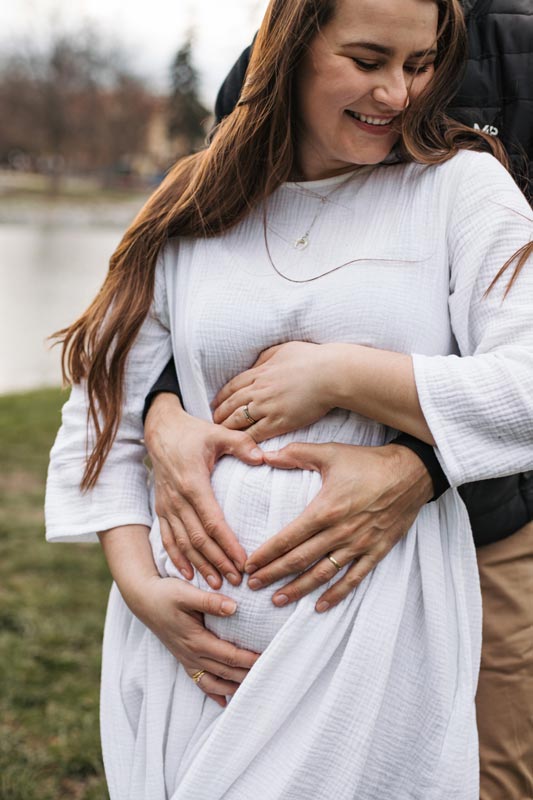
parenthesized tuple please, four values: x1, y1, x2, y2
(294, 234, 309, 250)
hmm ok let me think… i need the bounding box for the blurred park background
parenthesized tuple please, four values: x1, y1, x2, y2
(0, 1, 265, 797)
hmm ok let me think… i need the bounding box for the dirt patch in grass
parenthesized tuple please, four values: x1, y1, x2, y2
(0, 470, 43, 493)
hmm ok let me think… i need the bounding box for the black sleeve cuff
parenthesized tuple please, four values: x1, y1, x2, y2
(142, 358, 183, 425)
(391, 433, 450, 501)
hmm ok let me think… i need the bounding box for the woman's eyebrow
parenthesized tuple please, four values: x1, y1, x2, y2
(343, 41, 438, 58)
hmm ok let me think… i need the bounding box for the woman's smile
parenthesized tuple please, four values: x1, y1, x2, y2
(345, 109, 398, 136)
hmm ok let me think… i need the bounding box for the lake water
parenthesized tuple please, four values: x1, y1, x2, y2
(0, 224, 124, 394)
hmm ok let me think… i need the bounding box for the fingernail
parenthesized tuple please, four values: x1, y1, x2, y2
(221, 600, 237, 615)
(245, 563, 258, 575)
(225, 572, 240, 585)
(248, 578, 262, 590)
(316, 601, 330, 613)
(206, 575, 219, 589)
(180, 568, 192, 580)
(273, 594, 288, 607)
(251, 448, 263, 460)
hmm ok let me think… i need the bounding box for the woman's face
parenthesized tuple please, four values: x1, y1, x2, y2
(296, 0, 439, 179)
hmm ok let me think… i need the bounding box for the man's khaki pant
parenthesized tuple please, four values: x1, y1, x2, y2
(477, 521, 533, 800)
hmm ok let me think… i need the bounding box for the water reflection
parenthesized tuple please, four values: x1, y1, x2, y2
(0, 224, 122, 393)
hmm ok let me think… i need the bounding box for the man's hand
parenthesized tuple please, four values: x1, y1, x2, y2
(144, 393, 264, 589)
(243, 442, 433, 612)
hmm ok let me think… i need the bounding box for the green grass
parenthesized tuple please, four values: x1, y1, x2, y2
(0, 388, 110, 800)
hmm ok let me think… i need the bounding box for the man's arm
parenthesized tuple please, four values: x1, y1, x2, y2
(393, 433, 449, 500)
(142, 358, 182, 424)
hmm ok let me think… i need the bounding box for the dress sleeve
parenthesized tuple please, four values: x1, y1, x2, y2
(45, 244, 174, 542)
(412, 152, 533, 487)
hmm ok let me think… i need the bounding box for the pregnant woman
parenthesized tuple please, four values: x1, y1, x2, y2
(45, 0, 533, 797)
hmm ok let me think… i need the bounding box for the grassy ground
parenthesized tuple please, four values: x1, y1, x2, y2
(0, 388, 110, 800)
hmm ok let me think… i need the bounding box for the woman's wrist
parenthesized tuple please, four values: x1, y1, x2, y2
(321, 343, 433, 443)
(98, 525, 160, 614)
(321, 342, 359, 409)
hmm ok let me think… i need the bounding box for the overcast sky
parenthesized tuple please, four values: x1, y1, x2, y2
(1, 0, 269, 106)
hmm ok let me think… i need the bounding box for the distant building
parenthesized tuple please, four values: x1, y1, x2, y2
(132, 97, 213, 180)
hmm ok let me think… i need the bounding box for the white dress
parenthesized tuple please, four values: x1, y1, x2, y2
(45, 150, 533, 800)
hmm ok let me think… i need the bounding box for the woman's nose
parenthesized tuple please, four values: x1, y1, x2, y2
(372, 71, 410, 111)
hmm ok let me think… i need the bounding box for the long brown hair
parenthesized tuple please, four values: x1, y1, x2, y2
(55, 0, 532, 489)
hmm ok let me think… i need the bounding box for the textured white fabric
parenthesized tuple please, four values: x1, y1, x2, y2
(411, 156, 533, 485)
(45, 150, 533, 799)
(45, 263, 172, 542)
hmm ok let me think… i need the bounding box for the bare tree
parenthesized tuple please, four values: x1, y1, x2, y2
(0, 25, 156, 188)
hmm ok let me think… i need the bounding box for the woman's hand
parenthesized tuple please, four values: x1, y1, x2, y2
(144, 394, 264, 589)
(243, 442, 433, 611)
(213, 341, 434, 446)
(212, 342, 335, 441)
(128, 576, 261, 708)
(98, 525, 261, 709)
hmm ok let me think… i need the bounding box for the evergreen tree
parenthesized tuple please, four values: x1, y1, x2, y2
(168, 39, 209, 152)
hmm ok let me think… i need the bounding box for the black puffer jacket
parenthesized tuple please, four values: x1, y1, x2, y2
(442, 0, 533, 534)
(448, 0, 533, 200)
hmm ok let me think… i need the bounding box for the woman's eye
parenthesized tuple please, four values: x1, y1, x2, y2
(352, 59, 380, 71)
(353, 58, 433, 75)
(404, 63, 432, 75)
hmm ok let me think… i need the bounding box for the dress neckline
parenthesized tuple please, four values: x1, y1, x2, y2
(283, 165, 374, 192)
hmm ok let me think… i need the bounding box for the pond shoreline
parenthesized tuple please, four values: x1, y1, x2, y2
(0, 170, 152, 226)
(0, 195, 150, 227)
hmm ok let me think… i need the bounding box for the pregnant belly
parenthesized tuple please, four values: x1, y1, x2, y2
(203, 457, 324, 651)
(149, 458, 322, 652)
(149, 412, 387, 652)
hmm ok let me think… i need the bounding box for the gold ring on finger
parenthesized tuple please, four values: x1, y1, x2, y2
(192, 669, 207, 684)
(242, 404, 257, 425)
(327, 553, 342, 572)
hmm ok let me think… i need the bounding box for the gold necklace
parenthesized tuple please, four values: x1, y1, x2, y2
(288, 170, 360, 250)
(264, 165, 386, 284)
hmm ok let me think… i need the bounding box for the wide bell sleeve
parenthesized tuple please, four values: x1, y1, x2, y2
(412, 152, 533, 487)
(45, 242, 175, 542)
